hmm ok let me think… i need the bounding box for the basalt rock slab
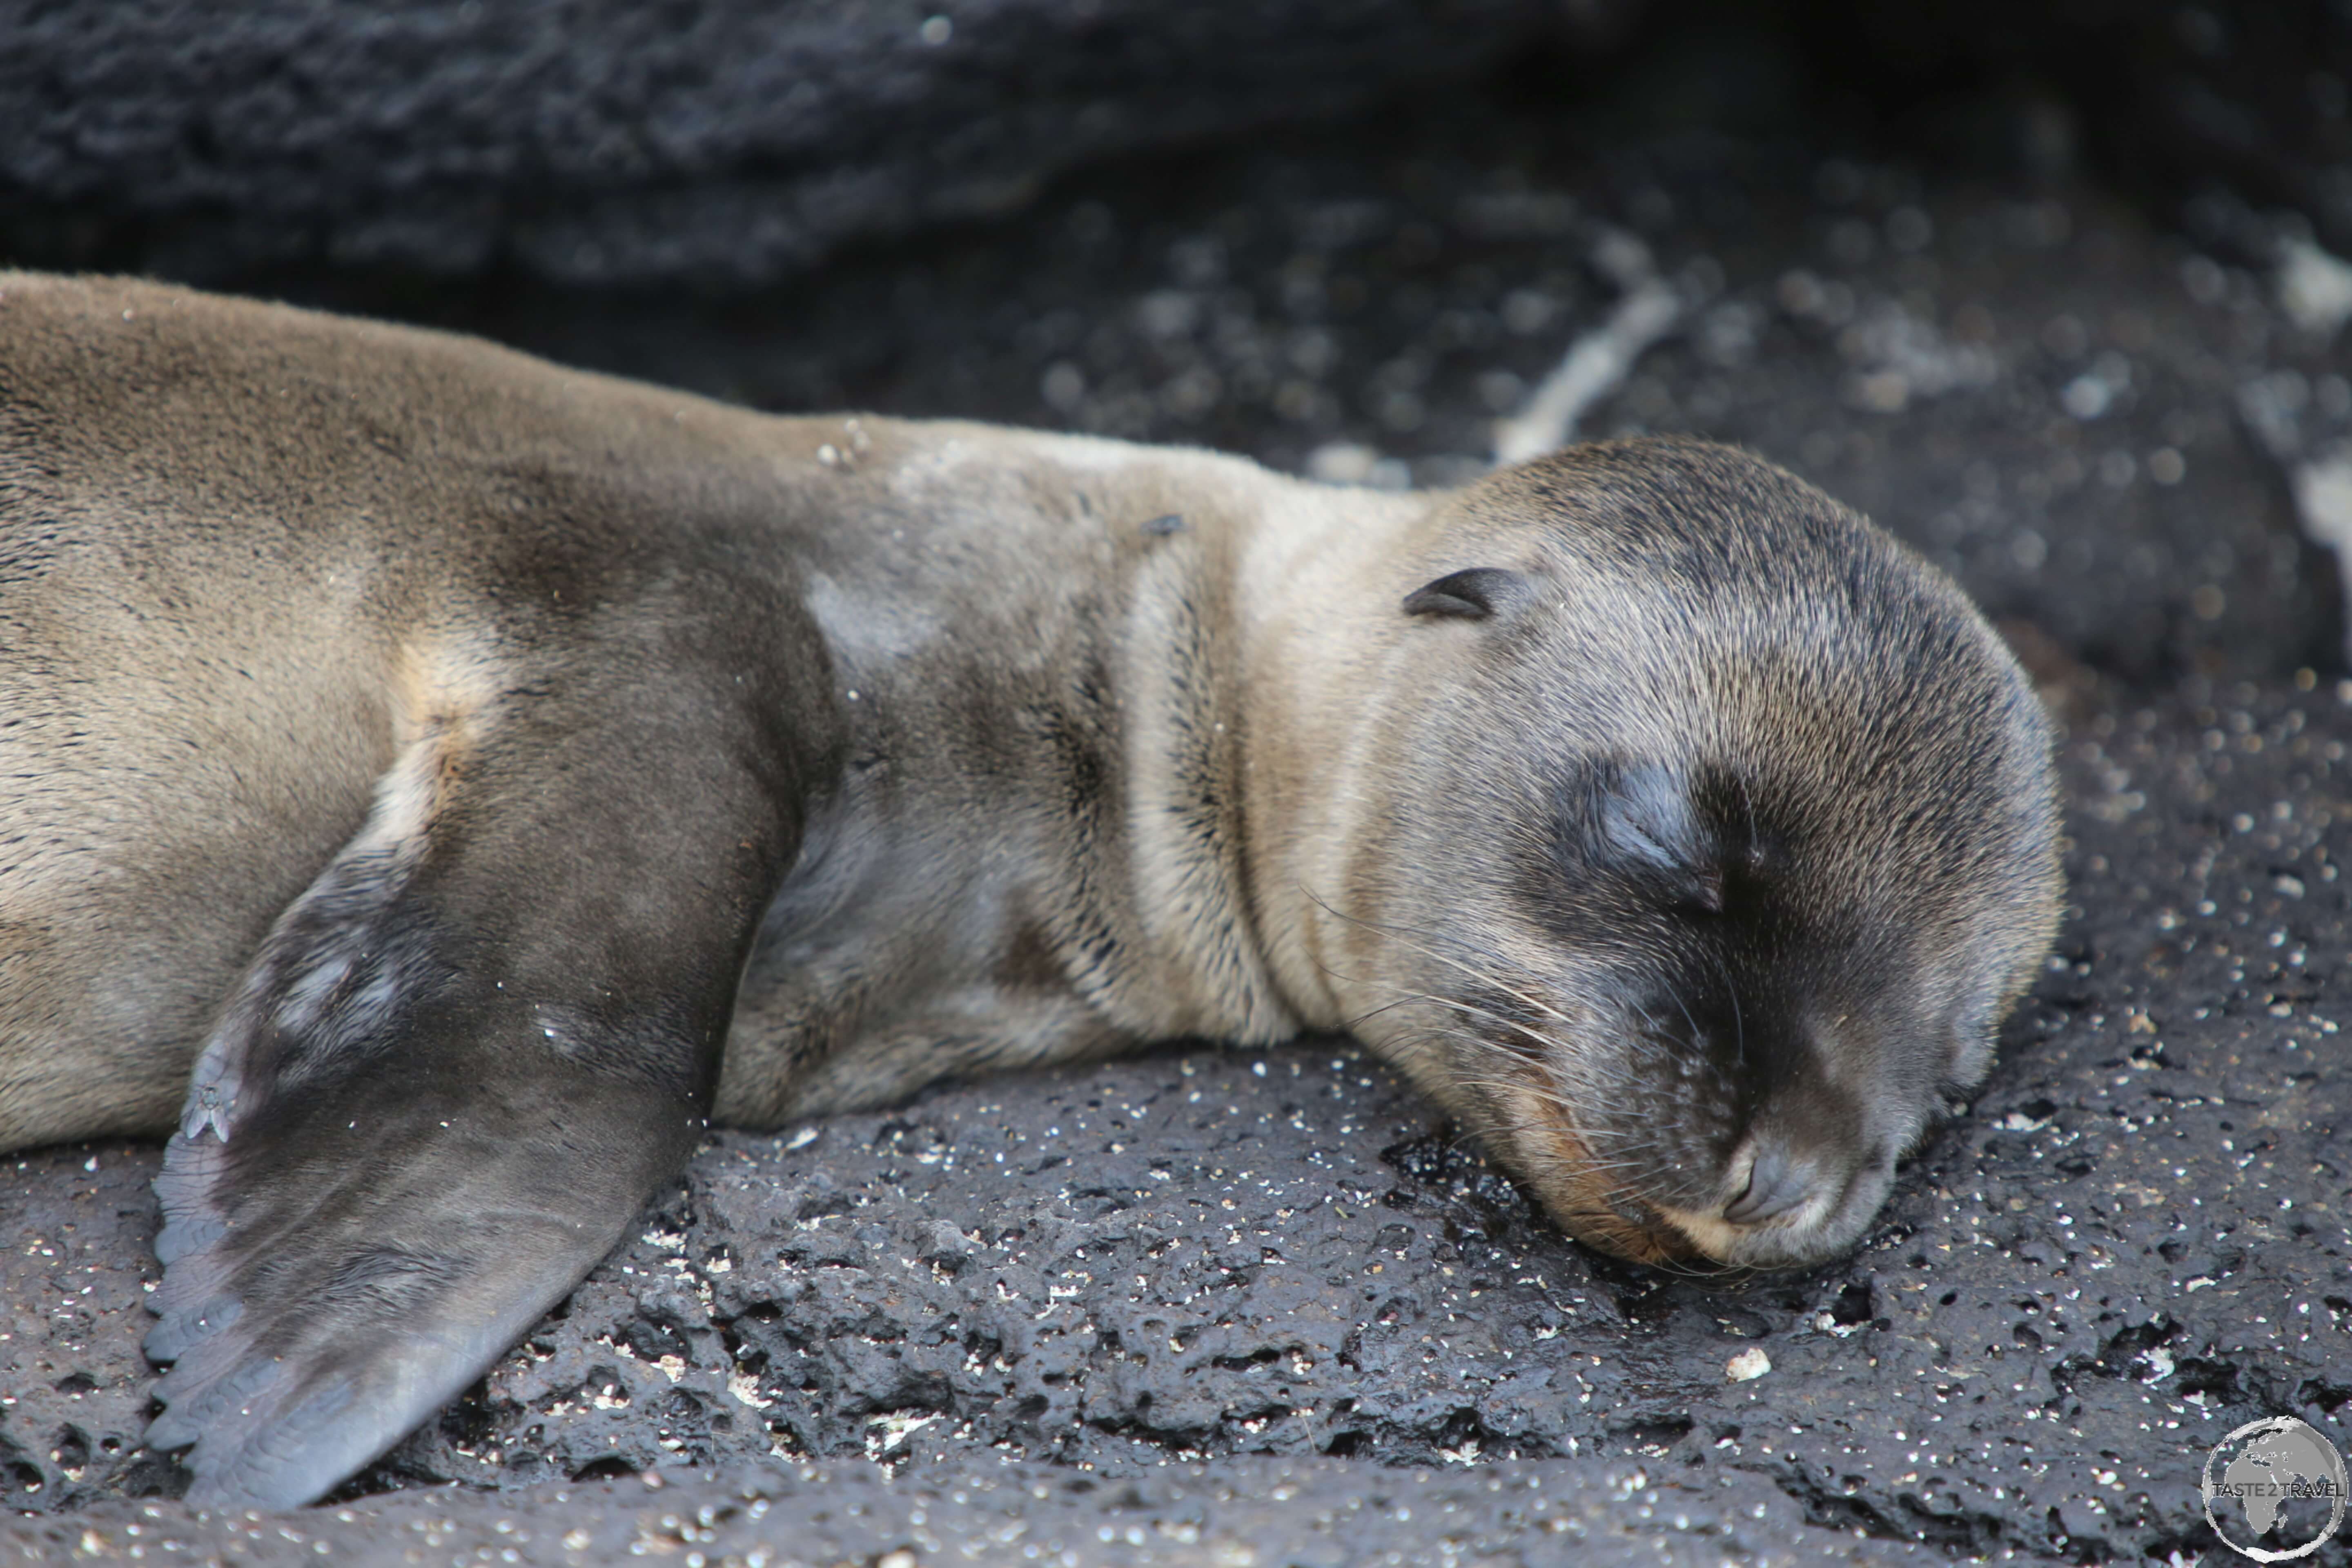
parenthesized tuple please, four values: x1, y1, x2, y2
(0, 0, 1617, 288)
(11, 1, 2352, 298)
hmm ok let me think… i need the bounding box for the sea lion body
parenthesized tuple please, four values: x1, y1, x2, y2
(0, 273, 2061, 1508)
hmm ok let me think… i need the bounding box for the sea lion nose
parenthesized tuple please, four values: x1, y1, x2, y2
(1721, 1134, 1825, 1227)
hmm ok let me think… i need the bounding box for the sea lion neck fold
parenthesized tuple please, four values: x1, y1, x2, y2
(1220, 469, 1437, 1034)
(716, 427, 1423, 1118)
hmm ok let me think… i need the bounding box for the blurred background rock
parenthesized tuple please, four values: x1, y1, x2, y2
(5, 1, 2349, 683)
(5, 1, 2343, 292)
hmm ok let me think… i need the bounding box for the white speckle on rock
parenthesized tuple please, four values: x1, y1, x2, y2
(2278, 237, 2352, 340)
(2060, 373, 2112, 420)
(1726, 1348, 1772, 1382)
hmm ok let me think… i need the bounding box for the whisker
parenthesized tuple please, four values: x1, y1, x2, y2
(1370, 982, 1670, 1114)
(1283, 887, 1751, 1274)
(1361, 987, 1655, 1103)
(1700, 943, 1746, 1069)
(1298, 888, 1582, 1031)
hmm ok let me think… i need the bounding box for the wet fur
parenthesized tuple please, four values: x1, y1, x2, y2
(0, 273, 2059, 1508)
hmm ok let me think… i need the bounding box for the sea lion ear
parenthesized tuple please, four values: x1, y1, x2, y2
(1401, 567, 1533, 621)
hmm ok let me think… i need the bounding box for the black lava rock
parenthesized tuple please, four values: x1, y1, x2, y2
(0, 0, 1617, 287)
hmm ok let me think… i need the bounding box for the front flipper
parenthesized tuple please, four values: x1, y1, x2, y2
(146, 628, 824, 1509)
(148, 1048, 691, 1507)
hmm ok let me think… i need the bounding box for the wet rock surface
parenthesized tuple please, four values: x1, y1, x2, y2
(8, 59, 2352, 1568)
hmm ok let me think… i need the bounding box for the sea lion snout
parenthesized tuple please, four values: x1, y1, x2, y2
(1490, 979, 1909, 1269)
(1651, 1104, 1899, 1269)
(1721, 1133, 1827, 1227)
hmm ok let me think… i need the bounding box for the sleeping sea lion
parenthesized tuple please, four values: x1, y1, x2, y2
(0, 272, 2061, 1508)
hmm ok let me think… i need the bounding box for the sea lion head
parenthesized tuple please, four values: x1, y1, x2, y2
(1327, 438, 2060, 1270)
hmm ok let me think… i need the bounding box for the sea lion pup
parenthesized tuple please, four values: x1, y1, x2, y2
(0, 272, 2061, 1509)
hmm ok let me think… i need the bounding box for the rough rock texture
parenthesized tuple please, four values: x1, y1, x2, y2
(11, 1, 2352, 293)
(0, 1458, 1928, 1566)
(7, 688, 2350, 1560)
(8, 39, 2352, 1568)
(0, 0, 1616, 287)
